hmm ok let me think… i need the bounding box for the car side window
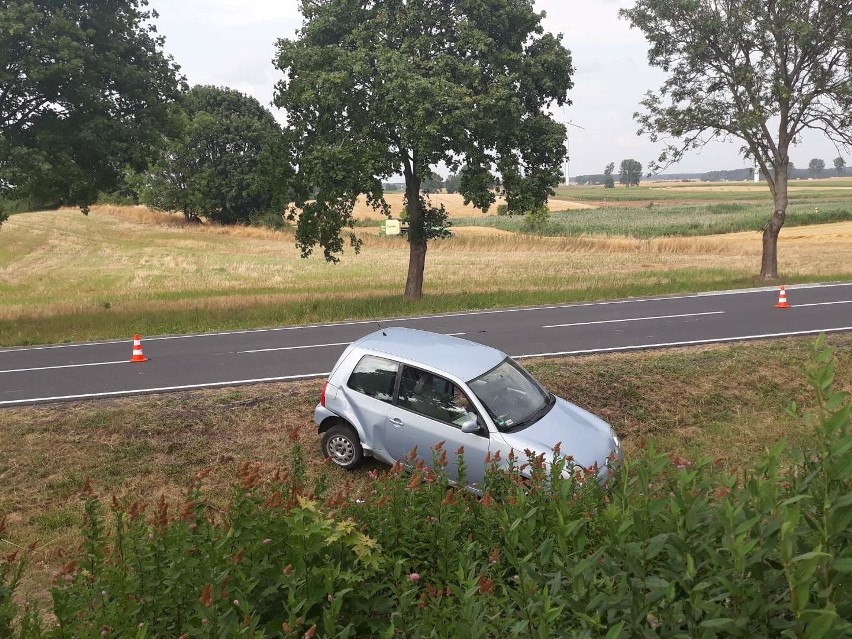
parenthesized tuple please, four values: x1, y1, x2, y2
(397, 365, 480, 428)
(347, 355, 398, 402)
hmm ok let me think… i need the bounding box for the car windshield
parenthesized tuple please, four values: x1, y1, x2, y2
(468, 358, 553, 432)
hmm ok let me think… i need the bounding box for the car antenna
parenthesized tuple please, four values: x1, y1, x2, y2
(376, 320, 386, 336)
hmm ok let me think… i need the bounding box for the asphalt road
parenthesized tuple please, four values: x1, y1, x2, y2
(2, 282, 851, 407)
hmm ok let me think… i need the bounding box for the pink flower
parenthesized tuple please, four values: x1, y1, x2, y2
(263, 538, 271, 545)
(408, 572, 420, 583)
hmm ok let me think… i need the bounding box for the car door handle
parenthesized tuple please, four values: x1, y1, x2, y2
(389, 417, 404, 427)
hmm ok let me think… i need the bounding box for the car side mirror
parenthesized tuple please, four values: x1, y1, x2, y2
(460, 418, 480, 434)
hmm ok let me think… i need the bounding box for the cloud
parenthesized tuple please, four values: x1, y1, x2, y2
(148, 0, 844, 175)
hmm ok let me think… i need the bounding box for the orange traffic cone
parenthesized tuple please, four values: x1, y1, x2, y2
(775, 285, 791, 309)
(129, 334, 148, 362)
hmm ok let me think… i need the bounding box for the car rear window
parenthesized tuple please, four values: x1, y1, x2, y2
(347, 355, 398, 402)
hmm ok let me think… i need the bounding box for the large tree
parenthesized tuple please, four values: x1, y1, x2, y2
(808, 157, 826, 177)
(0, 1, 183, 221)
(138, 86, 290, 225)
(621, 0, 852, 279)
(619, 159, 642, 186)
(835, 156, 847, 177)
(275, 0, 572, 299)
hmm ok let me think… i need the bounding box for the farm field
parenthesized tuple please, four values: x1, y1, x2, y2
(349, 192, 594, 219)
(2, 334, 850, 606)
(1, 198, 851, 346)
(551, 176, 852, 203)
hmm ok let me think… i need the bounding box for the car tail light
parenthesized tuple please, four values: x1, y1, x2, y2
(320, 381, 328, 407)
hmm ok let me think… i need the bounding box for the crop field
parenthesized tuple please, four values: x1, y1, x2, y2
(350, 192, 593, 219)
(1, 199, 851, 346)
(456, 201, 852, 237)
(551, 177, 852, 203)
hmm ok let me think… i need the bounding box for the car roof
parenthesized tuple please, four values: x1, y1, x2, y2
(355, 327, 507, 381)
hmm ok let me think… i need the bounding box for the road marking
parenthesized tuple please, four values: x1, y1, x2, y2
(240, 333, 465, 354)
(2, 281, 850, 353)
(0, 372, 331, 407)
(542, 311, 725, 329)
(0, 360, 128, 374)
(513, 326, 852, 359)
(794, 301, 852, 308)
(241, 341, 350, 354)
(4, 324, 852, 406)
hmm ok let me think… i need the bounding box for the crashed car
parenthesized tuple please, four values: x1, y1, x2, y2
(315, 327, 621, 486)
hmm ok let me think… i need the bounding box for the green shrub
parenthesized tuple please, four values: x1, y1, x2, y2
(3, 338, 850, 637)
(496, 203, 510, 216)
(250, 209, 289, 231)
(521, 206, 556, 234)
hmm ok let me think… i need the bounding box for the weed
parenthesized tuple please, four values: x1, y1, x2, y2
(1, 338, 849, 637)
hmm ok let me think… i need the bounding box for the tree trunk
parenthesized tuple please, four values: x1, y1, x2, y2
(403, 177, 426, 300)
(760, 164, 788, 279)
(404, 236, 427, 300)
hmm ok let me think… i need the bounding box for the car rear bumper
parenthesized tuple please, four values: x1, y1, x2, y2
(314, 404, 339, 428)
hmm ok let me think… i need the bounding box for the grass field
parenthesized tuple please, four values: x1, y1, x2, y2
(552, 177, 852, 204)
(456, 201, 852, 237)
(2, 334, 849, 604)
(1, 201, 851, 346)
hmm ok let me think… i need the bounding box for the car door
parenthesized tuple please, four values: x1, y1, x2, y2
(386, 365, 491, 488)
(342, 354, 400, 460)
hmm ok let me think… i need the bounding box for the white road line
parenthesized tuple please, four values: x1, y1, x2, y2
(242, 341, 350, 354)
(542, 311, 724, 329)
(794, 301, 852, 308)
(512, 326, 852, 359)
(4, 325, 852, 406)
(2, 281, 850, 354)
(0, 360, 128, 374)
(242, 333, 465, 354)
(0, 372, 331, 407)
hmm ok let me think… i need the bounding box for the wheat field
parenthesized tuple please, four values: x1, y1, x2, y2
(1, 204, 850, 344)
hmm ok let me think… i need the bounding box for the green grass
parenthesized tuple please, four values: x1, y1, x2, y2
(456, 202, 852, 237)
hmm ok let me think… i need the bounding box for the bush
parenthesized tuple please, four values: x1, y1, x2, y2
(250, 209, 289, 231)
(521, 206, 555, 234)
(3, 338, 851, 637)
(496, 203, 510, 216)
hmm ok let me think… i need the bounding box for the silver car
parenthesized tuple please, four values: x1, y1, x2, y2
(314, 327, 621, 486)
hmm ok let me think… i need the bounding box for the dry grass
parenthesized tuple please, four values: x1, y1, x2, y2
(2, 334, 849, 605)
(1, 204, 850, 345)
(349, 192, 595, 220)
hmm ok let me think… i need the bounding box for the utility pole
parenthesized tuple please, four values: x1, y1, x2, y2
(564, 120, 585, 186)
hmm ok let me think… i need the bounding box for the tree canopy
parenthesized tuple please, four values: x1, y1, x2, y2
(0, 0, 183, 221)
(621, 0, 852, 279)
(808, 158, 826, 177)
(619, 159, 642, 186)
(835, 157, 847, 177)
(138, 86, 290, 225)
(275, 0, 573, 299)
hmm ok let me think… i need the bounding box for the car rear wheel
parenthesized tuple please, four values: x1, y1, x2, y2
(322, 424, 364, 470)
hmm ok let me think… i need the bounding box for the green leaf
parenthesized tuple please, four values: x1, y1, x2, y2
(802, 608, 838, 639)
(699, 617, 736, 629)
(831, 558, 852, 574)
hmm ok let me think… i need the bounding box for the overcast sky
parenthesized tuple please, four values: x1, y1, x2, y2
(148, 0, 844, 178)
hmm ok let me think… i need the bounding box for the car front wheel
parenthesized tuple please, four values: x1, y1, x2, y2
(322, 424, 364, 470)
